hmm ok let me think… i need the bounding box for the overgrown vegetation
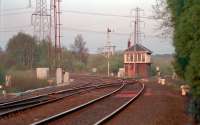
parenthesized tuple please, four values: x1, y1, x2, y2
(156, 0, 200, 123)
(87, 52, 124, 75)
(7, 70, 49, 92)
(151, 54, 174, 76)
(0, 32, 126, 92)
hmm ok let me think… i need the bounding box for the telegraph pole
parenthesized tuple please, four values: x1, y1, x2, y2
(52, 0, 62, 68)
(0, 0, 3, 44)
(104, 28, 115, 77)
(29, 0, 32, 8)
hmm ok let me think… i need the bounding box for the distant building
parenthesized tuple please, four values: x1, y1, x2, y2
(124, 42, 152, 78)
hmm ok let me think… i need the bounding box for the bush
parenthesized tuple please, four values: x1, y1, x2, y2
(150, 64, 157, 76)
(7, 70, 49, 92)
(185, 48, 200, 122)
(0, 65, 5, 84)
(188, 97, 200, 123)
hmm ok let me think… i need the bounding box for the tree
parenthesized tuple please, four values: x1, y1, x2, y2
(0, 65, 5, 84)
(34, 40, 49, 67)
(0, 45, 5, 84)
(70, 34, 88, 64)
(153, 0, 173, 36)
(110, 52, 123, 74)
(0, 46, 3, 62)
(185, 46, 200, 122)
(0, 46, 2, 53)
(6, 32, 37, 69)
(164, 0, 200, 122)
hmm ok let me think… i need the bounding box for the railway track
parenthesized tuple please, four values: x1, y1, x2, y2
(0, 82, 121, 118)
(31, 81, 144, 125)
(0, 74, 119, 104)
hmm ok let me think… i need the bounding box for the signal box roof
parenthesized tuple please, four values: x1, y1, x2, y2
(125, 44, 152, 54)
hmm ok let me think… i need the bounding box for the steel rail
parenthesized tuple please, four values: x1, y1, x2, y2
(31, 82, 126, 125)
(0, 82, 93, 106)
(94, 82, 145, 125)
(0, 83, 120, 110)
(0, 83, 121, 117)
(0, 82, 121, 109)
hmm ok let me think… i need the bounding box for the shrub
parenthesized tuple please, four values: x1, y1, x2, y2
(7, 70, 49, 92)
(0, 65, 5, 84)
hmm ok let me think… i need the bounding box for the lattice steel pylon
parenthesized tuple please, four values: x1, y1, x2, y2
(31, 0, 51, 41)
(130, 7, 144, 45)
(130, 7, 144, 77)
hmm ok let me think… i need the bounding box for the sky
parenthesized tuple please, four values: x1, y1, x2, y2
(0, 0, 174, 54)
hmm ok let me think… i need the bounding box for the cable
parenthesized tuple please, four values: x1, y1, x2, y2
(61, 26, 161, 38)
(0, 25, 33, 32)
(0, 10, 32, 16)
(62, 26, 129, 36)
(0, 8, 155, 20)
(62, 10, 155, 20)
(2, 7, 33, 12)
(0, 25, 31, 30)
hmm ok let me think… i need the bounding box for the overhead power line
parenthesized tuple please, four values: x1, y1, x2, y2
(2, 7, 33, 12)
(62, 26, 129, 36)
(0, 25, 163, 39)
(0, 25, 33, 32)
(62, 10, 155, 20)
(0, 10, 32, 16)
(0, 25, 31, 30)
(0, 8, 155, 20)
(0, 29, 31, 33)
(61, 26, 161, 38)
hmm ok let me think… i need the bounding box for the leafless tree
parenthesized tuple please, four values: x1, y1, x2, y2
(152, 0, 173, 37)
(70, 34, 89, 64)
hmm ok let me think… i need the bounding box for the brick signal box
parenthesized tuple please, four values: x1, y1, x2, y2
(124, 43, 152, 78)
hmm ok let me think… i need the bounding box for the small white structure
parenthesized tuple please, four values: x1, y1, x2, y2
(172, 72, 177, 80)
(70, 79, 74, 82)
(2, 90, 6, 96)
(92, 68, 97, 73)
(118, 68, 125, 78)
(63, 72, 70, 84)
(158, 77, 166, 85)
(5, 75, 12, 87)
(36, 68, 49, 80)
(56, 68, 63, 84)
(180, 85, 190, 96)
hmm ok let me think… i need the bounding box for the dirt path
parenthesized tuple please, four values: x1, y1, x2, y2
(106, 80, 194, 125)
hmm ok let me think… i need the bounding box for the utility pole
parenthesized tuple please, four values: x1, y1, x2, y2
(0, 0, 2, 29)
(52, 0, 62, 68)
(0, 0, 3, 43)
(130, 7, 143, 78)
(104, 28, 115, 77)
(29, 0, 32, 8)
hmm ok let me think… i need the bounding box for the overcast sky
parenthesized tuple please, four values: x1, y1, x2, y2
(0, 0, 174, 54)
